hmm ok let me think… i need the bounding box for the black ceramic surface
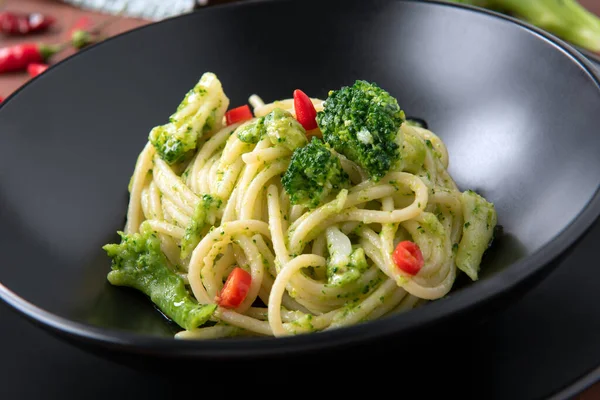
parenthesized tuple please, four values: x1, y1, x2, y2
(1, 0, 600, 363)
(4, 215, 600, 399)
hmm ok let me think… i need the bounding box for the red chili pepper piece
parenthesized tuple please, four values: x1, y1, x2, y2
(393, 241, 424, 276)
(0, 11, 55, 35)
(215, 267, 252, 309)
(293, 89, 318, 131)
(0, 97, 3, 103)
(27, 63, 49, 77)
(225, 105, 253, 125)
(0, 43, 62, 73)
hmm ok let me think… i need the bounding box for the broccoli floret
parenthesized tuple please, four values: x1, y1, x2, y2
(149, 72, 229, 164)
(281, 137, 349, 209)
(447, 0, 600, 52)
(316, 80, 405, 181)
(236, 108, 307, 151)
(180, 194, 222, 259)
(103, 224, 216, 330)
(325, 226, 368, 286)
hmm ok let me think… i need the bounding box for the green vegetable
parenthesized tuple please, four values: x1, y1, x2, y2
(180, 194, 222, 259)
(455, 190, 498, 280)
(325, 226, 368, 286)
(264, 108, 308, 151)
(237, 107, 307, 151)
(316, 80, 405, 181)
(281, 137, 350, 209)
(237, 118, 265, 144)
(149, 72, 229, 164)
(103, 225, 216, 330)
(445, 0, 600, 52)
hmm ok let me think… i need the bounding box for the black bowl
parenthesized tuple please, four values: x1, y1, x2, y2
(1, 0, 600, 364)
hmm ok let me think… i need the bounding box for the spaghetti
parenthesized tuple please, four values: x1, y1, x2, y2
(104, 72, 498, 339)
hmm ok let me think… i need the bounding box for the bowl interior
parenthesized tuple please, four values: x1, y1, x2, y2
(1, 0, 600, 340)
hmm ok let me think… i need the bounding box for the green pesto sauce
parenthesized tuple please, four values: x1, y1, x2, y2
(180, 194, 222, 259)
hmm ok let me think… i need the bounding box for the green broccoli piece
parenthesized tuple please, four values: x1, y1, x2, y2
(281, 137, 349, 209)
(325, 226, 368, 286)
(149, 72, 229, 164)
(237, 118, 265, 144)
(263, 108, 307, 151)
(103, 225, 216, 331)
(316, 80, 405, 181)
(455, 190, 498, 281)
(446, 0, 600, 52)
(180, 194, 222, 259)
(236, 108, 307, 151)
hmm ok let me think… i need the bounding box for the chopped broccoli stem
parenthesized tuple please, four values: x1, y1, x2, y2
(456, 190, 498, 280)
(317, 80, 405, 181)
(325, 226, 368, 286)
(237, 108, 307, 151)
(327, 247, 368, 287)
(263, 108, 308, 151)
(103, 225, 216, 330)
(237, 118, 265, 144)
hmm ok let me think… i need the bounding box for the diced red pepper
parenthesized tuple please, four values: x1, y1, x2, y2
(393, 241, 424, 276)
(215, 267, 252, 308)
(225, 105, 253, 125)
(293, 89, 318, 130)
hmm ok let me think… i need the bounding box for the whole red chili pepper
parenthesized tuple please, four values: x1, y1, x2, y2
(0, 11, 55, 35)
(0, 43, 62, 73)
(27, 62, 49, 77)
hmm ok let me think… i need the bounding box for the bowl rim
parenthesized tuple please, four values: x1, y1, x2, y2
(1, 0, 600, 358)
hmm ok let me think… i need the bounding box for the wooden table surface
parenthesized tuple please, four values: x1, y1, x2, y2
(0, 0, 149, 99)
(2, 0, 600, 398)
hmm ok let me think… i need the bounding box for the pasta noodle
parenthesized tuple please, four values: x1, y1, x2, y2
(105, 73, 497, 339)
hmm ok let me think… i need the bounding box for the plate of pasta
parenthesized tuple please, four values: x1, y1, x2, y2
(1, 0, 600, 361)
(103, 72, 498, 339)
